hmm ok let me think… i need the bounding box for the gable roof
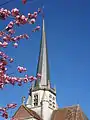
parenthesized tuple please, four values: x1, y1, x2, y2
(12, 105, 42, 120)
(51, 105, 88, 120)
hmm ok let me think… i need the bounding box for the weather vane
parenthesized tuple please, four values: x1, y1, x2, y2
(41, 5, 45, 18)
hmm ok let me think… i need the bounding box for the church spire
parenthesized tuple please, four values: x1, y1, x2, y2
(34, 17, 50, 88)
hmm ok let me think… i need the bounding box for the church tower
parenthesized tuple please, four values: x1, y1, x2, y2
(26, 17, 57, 120)
(12, 16, 88, 120)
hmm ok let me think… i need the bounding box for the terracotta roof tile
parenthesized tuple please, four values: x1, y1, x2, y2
(13, 105, 42, 120)
(24, 105, 42, 120)
(51, 105, 88, 120)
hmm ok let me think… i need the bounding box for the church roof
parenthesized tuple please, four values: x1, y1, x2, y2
(51, 105, 88, 120)
(13, 104, 88, 120)
(34, 17, 50, 88)
(12, 105, 42, 120)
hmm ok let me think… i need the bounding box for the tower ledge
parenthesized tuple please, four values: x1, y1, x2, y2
(31, 86, 56, 95)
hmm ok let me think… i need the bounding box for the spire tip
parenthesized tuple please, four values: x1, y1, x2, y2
(41, 5, 44, 18)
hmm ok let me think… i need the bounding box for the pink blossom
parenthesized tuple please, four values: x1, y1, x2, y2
(2, 112, 8, 119)
(11, 8, 19, 17)
(9, 58, 14, 63)
(37, 73, 41, 78)
(0, 107, 6, 112)
(6, 21, 14, 31)
(8, 29, 15, 34)
(28, 76, 37, 82)
(4, 75, 10, 84)
(23, 34, 29, 39)
(20, 15, 28, 24)
(0, 83, 4, 89)
(32, 26, 40, 32)
(5, 67, 7, 71)
(9, 77, 16, 85)
(36, 26, 40, 30)
(19, 35, 24, 39)
(28, 13, 31, 18)
(3, 36, 7, 41)
(33, 77, 37, 80)
(2, 42, 8, 48)
(0, 42, 3, 47)
(34, 12, 37, 15)
(17, 66, 27, 73)
(15, 20, 20, 26)
(15, 36, 21, 41)
(9, 21, 14, 26)
(0, 31, 4, 37)
(0, 52, 8, 59)
(21, 15, 25, 20)
(3, 35, 11, 42)
(15, 15, 20, 19)
(23, 78, 28, 83)
(30, 18, 36, 24)
(7, 103, 17, 109)
(25, 74, 28, 78)
(13, 37, 18, 42)
(13, 43, 18, 48)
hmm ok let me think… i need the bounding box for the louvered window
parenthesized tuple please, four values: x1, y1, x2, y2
(34, 94, 38, 106)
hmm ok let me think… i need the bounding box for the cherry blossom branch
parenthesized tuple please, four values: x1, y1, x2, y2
(0, 103, 17, 119)
(0, 50, 41, 89)
(0, 1, 42, 119)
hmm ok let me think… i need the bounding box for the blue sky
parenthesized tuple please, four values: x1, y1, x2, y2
(0, 0, 90, 119)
